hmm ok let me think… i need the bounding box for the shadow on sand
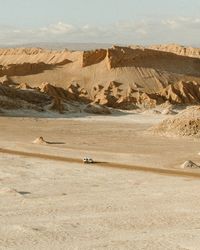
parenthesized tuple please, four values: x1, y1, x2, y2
(18, 191, 31, 195)
(46, 141, 65, 145)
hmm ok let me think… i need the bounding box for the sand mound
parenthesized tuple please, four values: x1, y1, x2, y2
(181, 161, 200, 169)
(84, 103, 111, 115)
(151, 106, 200, 137)
(33, 137, 48, 145)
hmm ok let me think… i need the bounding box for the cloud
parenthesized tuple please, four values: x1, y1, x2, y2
(162, 19, 179, 29)
(0, 17, 199, 46)
(39, 22, 75, 35)
(162, 17, 200, 30)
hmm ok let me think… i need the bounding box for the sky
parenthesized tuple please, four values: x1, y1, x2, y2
(0, 0, 199, 46)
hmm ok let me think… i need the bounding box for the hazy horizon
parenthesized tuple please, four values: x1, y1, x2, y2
(0, 0, 199, 46)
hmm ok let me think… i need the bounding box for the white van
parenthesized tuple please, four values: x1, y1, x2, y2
(83, 157, 94, 164)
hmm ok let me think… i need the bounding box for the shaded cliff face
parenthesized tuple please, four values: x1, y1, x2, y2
(0, 82, 91, 114)
(0, 45, 200, 111)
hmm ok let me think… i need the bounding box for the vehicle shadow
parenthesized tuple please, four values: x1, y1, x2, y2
(47, 142, 65, 145)
(93, 161, 107, 164)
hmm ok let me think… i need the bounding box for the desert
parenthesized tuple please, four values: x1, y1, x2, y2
(2, 110, 200, 249)
(1, 36, 200, 249)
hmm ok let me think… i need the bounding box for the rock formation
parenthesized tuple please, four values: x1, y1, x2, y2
(159, 81, 200, 104)
(0, 45, 200, 112)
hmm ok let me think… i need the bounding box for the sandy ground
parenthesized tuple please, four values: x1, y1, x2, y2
(1, 112, 200, 169)
(1, 112, 200, 249)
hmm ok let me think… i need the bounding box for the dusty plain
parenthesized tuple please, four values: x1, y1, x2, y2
(1, 112, 200, 249)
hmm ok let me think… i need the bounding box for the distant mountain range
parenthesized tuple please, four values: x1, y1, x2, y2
(0, 42, 199, 51)
(0, 42, 119, 51)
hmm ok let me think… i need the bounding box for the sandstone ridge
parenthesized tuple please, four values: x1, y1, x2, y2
(0, 44, 200, 112)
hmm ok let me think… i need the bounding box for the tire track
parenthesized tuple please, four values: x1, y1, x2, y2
(0, 147, 199, 179)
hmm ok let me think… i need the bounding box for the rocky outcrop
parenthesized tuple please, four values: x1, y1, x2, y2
(0, 82, 89, 113)
(91, 80, 200, 109)
(39, 82, 89, 103)
(0, 84, 50, 111)
(0, 84, 50, 105)
(40, 83, 69, 99)
(38, 82, 92, 113)
(93, 81, 123, 107)
(134, 81, 200, 107)
(0, 45, 200, 112)
(2, 79, 200, 114)
(159, 81, 200, 104)
(67, 83, 90, 102)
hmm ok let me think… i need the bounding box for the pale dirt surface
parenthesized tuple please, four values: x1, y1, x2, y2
(1, 113, 200, 249)
(1, 155, 200, 250)
(1, 112, 200, 169)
